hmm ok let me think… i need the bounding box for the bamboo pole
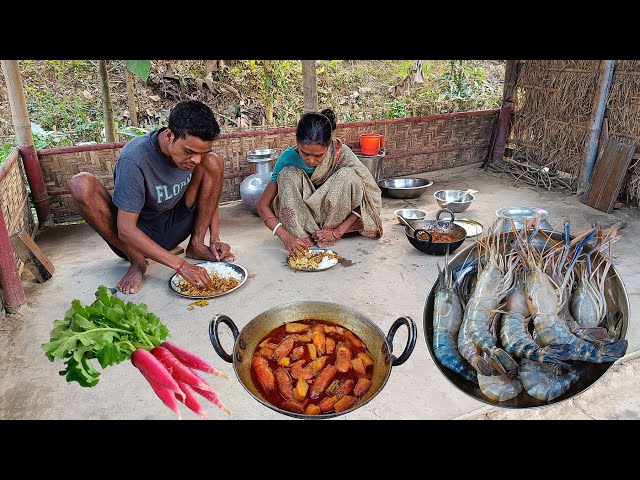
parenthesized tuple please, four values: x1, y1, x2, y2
(577, 60, 616, 197)
(264, 60, 274, 126)
(1, 60, 52, 225)
(98, 60, 116, 142)
(302, 60, 318, 113)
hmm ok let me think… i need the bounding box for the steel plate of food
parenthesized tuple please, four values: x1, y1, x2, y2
(169, 262, 248, 299)
(287, 248, 339, 271)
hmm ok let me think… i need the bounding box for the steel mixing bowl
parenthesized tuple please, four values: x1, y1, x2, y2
(394, 208, 427, 224)
(433, 189, 475, 213)
(378, 178, 433, 199)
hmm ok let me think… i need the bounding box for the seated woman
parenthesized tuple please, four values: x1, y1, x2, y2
(257, 108, 383, 256)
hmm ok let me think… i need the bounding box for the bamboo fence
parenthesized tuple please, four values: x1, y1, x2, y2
(36, 110, 498, 224)
(506, 60, 640, 205)
(0, 148, 36, 272)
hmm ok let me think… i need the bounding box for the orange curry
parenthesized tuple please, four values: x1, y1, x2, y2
(250, 319, 374, 415)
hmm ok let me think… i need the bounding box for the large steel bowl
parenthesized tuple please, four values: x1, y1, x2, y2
(423, 230, 629, 408)
(434, 189, 475, 213)
(378, 177, 433, 199)
(209, 301, 417, 418)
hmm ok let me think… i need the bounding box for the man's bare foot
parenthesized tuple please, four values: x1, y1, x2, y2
(117, 260, 147, 294)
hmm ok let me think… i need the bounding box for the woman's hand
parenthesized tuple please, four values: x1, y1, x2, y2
(281, 231, 312, 256)
(312, 227, 342, 247)
(177, 263, 213, 289)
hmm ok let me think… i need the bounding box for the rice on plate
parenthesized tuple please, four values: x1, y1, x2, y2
(170, 261, 248, 298)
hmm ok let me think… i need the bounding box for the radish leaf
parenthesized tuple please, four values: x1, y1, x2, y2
(42, 286, 170, 387)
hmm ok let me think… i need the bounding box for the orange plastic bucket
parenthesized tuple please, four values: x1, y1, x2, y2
(359, 133, 384, 156)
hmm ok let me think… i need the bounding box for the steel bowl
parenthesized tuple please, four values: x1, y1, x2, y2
(394, 208, 427, 224)
(423, 229, 629, 408)
(378, 178, 433, 199)
(434, 189, 475, 213)
(495, 206, 553, 232)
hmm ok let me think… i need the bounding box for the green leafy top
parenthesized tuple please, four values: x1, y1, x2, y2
(42, 286, 169, 388)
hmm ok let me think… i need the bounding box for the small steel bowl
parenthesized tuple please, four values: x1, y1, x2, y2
(378, 178, 433, 199)
(434, 189, 475, 213)
(394, 208, 427, 224)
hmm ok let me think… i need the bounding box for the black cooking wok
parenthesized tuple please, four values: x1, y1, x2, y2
(209, 301, 417, 418)
(405, 208, 467, 255)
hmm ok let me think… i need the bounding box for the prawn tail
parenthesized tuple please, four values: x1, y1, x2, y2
(492, 348, 520, 374)
(472, 356, 494, 376)
(577, 326, 613, 343)
(600, 338, 628, 362)
(544, 344, 573, 369)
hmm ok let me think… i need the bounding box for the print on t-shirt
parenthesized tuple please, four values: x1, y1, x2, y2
(155, 173, 192, 203)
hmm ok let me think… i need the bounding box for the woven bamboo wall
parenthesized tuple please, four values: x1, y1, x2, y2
(37, 111, 498, 224)
(356, 112, 498, 178)
(38, 144, 122, 224)
(0, 148, 36, 270)
(608, 60, 640, 205)
(510, 60, 601, 186)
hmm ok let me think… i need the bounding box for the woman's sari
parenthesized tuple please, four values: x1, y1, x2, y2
(272, 138, 383, 239)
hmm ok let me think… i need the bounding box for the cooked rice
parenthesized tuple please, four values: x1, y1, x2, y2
(175, 263, 243, 296)
(288, 249, 339, 270)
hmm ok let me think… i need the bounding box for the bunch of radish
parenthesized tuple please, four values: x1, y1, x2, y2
(131, 341, 230, 420)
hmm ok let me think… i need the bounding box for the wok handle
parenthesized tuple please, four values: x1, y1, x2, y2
(414, 229, 432, 244)
(386, 316, 417, 367)
(209, 314, 240, 363)
(436, 208, 455, 223)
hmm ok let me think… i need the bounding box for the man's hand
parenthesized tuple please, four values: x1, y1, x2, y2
(178, 262, 213, 288)
(210, 240, 235, 262)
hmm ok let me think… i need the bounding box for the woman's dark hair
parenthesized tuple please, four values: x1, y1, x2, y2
(296, 108, 337, 146)
(168, 100, 220, 142)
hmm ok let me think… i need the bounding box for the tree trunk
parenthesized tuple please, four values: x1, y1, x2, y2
(98, 60, 116, 142)
(489, 60, 519, 167)
(264, 60, 274, 126)
(302, 60, 318, 113)
(124, 64, 139, 127)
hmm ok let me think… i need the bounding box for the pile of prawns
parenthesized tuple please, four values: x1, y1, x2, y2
(433, 217, 627, 403)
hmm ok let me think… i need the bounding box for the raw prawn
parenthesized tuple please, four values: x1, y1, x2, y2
(464, 232, 519, 374)
(433, 265, 478, 384)
(519, 359, 584, 402)
(499, 273, 571, 368)
(477, 373, 523, 402)
(525, 264, 627, 363)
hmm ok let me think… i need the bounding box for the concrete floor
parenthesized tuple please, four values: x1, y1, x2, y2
(1, 163, 639, 420)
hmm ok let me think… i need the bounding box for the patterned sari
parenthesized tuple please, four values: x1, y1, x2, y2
(272, 138, 383, 239)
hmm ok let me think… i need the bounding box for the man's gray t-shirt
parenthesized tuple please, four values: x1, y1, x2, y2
(112, 128, 192, 221)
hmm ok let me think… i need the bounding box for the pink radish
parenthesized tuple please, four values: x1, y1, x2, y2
(161, 341, 228, 379)
(190, 369, 231, 416)
(131, 349, 185, 401)
(143, 374, 182, 420)
(151, 346, 215, 393)
(176, 380, 209, 420)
